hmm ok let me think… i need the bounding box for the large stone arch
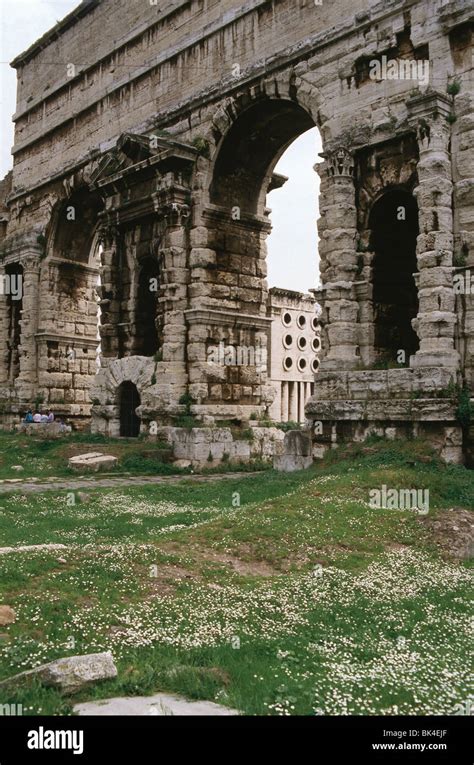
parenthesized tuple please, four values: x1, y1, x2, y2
(184, 72, 322, 419)
(195, 71, 322, 214)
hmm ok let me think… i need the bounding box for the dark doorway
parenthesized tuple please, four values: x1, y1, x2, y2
(369, 190, 420, 362)
(135, 257, 160, 356)
(6, 263, 23, 381)
(119, 381, 141, 437)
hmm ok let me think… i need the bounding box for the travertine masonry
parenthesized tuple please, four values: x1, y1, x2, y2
(0, 0, 472, 462)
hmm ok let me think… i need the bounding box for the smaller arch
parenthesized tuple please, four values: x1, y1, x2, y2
(118, 381, 141, 438)
(49, 187, 103, 264)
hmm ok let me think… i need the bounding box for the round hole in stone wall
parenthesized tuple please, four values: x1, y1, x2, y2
(283, 356, 293, 371)
(312, 336, 322, 353)
(311, 317, 320, 331)
(311, 357, 320, 373)
(297, 357, 307, 372)
(297, 314, 306, 329)
(283, 334, 293, 349)
(297, 336, 307, 351)
(282, 312, 292, 326)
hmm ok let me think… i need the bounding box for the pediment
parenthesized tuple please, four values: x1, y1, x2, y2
(90, 132, 199, 189)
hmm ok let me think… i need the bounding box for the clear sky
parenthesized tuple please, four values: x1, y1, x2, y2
(0, 0, 320, 292)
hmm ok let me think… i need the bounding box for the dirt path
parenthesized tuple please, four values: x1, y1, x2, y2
(0, 472, 258, 495)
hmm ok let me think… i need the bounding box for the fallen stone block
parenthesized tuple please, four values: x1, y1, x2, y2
(16, 423, 71, 439)
(73, 692, 239, 716)
(274, 430, 313, 472)
(173, 459, 192, 469)
(69, 453, 118, 472)
(0, 652, 117, 695)
(0, 606, 16, 626)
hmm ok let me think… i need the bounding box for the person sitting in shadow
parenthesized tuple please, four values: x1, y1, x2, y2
(32, 412, 42, 423)
(24, 410, 33, 424)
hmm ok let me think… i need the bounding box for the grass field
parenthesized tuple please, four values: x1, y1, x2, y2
(0, 430, 271, 480)
(0, 438, 472, 716)
(0, 430, 179, 480)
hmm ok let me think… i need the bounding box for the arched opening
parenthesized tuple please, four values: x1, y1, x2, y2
(211, 98, 315, 216)
(135, 257, 160, 356)
(266, 127, 321, 291)
(52, 189, 103, 264)
(369, 190, 420, 363)
(118, 381, 141, 437)
(5, 263, 23, 381)
(45, 189, 103, 410)
(201, 97, 320, 418)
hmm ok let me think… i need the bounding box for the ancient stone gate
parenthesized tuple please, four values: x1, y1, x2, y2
(0, 0, 472, 461)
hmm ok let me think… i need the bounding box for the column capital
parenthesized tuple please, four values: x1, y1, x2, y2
(320, 147, 355, 179)
(407, 91, 453, 149)
(98, 222, 120, 249)
(407, 91, 452, 123)
(22, 254, 42, 273)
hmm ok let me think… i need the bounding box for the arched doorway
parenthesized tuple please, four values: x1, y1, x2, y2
(119, 381, 141, 437)
(369, 190, 420, 362)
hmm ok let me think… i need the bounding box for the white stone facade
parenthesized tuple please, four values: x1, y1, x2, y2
(267, 288, 321, 423)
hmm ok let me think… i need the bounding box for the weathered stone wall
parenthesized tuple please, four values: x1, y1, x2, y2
(0, 0, 471, 460)
(8, 0, 359, 198)
(154, 424, 285, 468)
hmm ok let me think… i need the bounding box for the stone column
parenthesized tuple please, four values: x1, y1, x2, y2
(298, 382, 306, 423)
(317, 147, 360, 370)
(452, 89, 474, 389)
(281, 381, 288, 422)
(97, 224, 122, 362)
(408, 93, 460, 370)
(289, 381, 298, 422)
(158, 201, 190, 370)
(16, 254, 41, 401)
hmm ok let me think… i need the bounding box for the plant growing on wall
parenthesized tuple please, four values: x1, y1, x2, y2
(192, 136, 210, 158)
(36, 233, 47, 259)
(456, 387, 472, 429)
(446, 78, 461, 124)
